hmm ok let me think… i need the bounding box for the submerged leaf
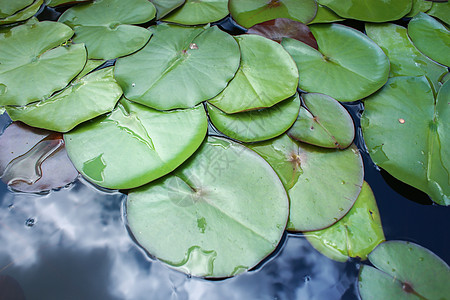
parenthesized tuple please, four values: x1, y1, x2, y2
(162, 0, 229, 25)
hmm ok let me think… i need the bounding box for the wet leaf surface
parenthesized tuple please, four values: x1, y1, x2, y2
(149, 0, 185, 19)
(0, 0, 43, 25)
(162, 0, 229, 25)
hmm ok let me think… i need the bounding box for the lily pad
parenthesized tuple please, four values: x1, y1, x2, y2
(282, 24, 389, 102)
(308, 4, 345, 24)
(115, 24, 240, 110)
(45, 0, 91, 7)
(358, 241, 450, 300)
(162, 0, 229, 25)
(408, 12, 450, 67)
(0, 0, 43, 25)
(127, 136, 289, 278)
(229, 0, 317, 29)
(306, 181, 385, 262)
(64, 99, 208, 189)
(317, 0, 411, 22)
(6, 67, 122, 132)
(427, 1, 450, 26)
(406, 0, 433, 18)
(207, 94, 300, 143)
(361, 76, 449, 205)
(0, 21, 87, 106)
(208, 34, 298, 113)
(0, 0, 33, 18)
(248, 134, 364, 232)
(288, 93, 355, 149)
(150, 0, 185, 19)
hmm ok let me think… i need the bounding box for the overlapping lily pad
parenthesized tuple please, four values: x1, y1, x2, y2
(306, 181, 385, 262)
(361, 76, 449, 205)
(45, 0, 90, 7)
(358, 241, 450, 300)
(0, 21, 87, 106)
(282, 24, 389, 102)
(115, 24, 240, 110)
(0, 0, 43, 25)
(207, 94, 300, 143)
(406, 0, 432, 18)
(162, 0, 229, 25)
(427, 1, 449, 26)
(288, 93, 354, 149)
(0, 0, 33, 18)
(208, 34, 298, 113)
(229, 0, 317, 29)
(150, 0, 185, 19)
(59, 0, 156, 59)
(127, 136, 289, 278)
(308, 4, 344, 24)
(248, 134, 364, 232)
(64, 99, 208, 189)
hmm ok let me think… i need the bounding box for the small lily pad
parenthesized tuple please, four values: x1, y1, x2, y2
(127, 136, 289, 278)
(288, 93, 355, 149)
(358, 241, 450, 300)
(282, 24, 389, 102)
(408, 12, 450, 67)
(308, 4, 345, 24)
(406, 0, 432, 18)
(0, 0, 43, 25)
(0, 0, 33, 18)
(115, 24, 240, 110)
(427, 1, 450, 26)
(229, 0, 317, 29)
(45, 0, 91, 7)
(59, 0, 156, 59)
(208, 34, 298, 113)
(306, 181, 385, 262)
(64, 99, 208, 189)
(150, 0, 185, 19)
(207, 94, 300, 143)
(162, 0, 229, 25)
(248, 134, 364, 232)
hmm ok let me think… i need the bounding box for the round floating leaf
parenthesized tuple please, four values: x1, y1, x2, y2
(208, 34, 298, 113)
(59, 0, 156, 60)
(0, 0, 33, 18)
(162, 0, 229, 25)
(248, 134, 364, 232)
(45, 0, 91, 7)
(427, 1, 450, 26)
(361, 76, 449, 205)
(0, 0, 43, 25)
(6, 67, 122, 132)
(150, 0, 185, 19)
(229, 0, 317, 29)
(247, 18, 318, 48)
(127, 136, 289, 278)
(282, 24, 389, 102)
(288, 93, 355, 149)
(408, 12, 450, 67)
(317, 0, 411, 22)
(207, 94, 300, 143)
(406, 0, 432, 18)
(115, 24, 240, 110)
(64, 99, 208, 189)
(365, 23, 448, 93)
(308, 4, 345, 24)
(358, 241, 450, 300)
(306, 181, 385, 262)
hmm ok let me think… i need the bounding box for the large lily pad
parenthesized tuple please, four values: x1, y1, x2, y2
(358, 241, 450, 300)
(0, 0, 33, 18)
(59, 0, 155, 60)
(427, 1, 450, 26)
(288, 93, 355, 149)
(127, 136, 289, 278)
(6, 67, 122, 132)
(229, 0, 317, 29)
(0, 0, 43, 25)
(408, 12, 450, 67)
(208, 34, 298, 113)
(306, 181, 385, 262)
(150, 0, 185, 19)
(317, 0, 412, 22)
(114, 24, 240, 110)
(282, 24, 389, 102)
(248, 134, 364, 232)
(308, 4, 345, 24)
(207, 94, 300, 143)
(361, 76, 449, 205)
(162, 0, 229, 25)
(64, 99, 208, 189)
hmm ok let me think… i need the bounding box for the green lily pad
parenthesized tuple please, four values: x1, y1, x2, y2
(229, 0, 317, 29)
(207, 94, 300, 143)
(308, 4, 345, 24)
(0, 21, 87, 106)
(287, 93, 355, 149)
(0, 0, 33, 18)
(365, 23, 448, 94)
(408, 12, 450, 67)
(45, 0, 90, 7)
(0, 0, 43, 25)
(406, 0, 433, 18)
(6, 67, 122, 132)
(317, 0, 411, 22)
(248, 134, 364, 232)
(427, 1, 450, 26)
(127, 136, 289, 278)
(306, 181, 385, 262)
(282, 24, 389, 102)
(150, 0, 185, 19)
(64, 99, 207, 189)
(361, 76, 449, 205)
(208, 34, 298, 113)
(162, 0, 229, 25)
(358, 241, 450, 300)
(59, 0, 156, 60)
(115, 24, 240, 110)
